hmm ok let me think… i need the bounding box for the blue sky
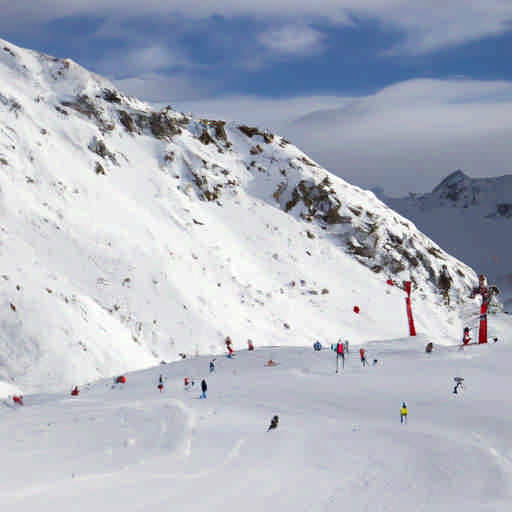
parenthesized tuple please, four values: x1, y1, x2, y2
(2, 1, 512, 194)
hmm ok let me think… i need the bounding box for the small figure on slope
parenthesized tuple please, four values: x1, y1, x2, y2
(462, 327, 471, 346)
(267, 415, 279, 432)
(209, 359, 216, 373)
(184, 377, 193, 390)
(336, 340, 345, 373)
(13, 395, 23, 406)
(158, 374, 164, 393)
(71, 386, 79, 396)
(247, 339, 255, 351)
(225, 336, 234, 358)
(400, 402, 408, 424)
(200, 378, 207, 399)
(359, 348, 367, 367)
(313, 341, 322, 352)
(453, 377, 464, 394)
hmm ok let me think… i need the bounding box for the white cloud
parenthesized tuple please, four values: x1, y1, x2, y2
(114, 73, 216, 102)
(178, 79, 512, 194)
(2, 1, 512, 54)
(258, 25, 325, 56)
(96, 46, 186, 78)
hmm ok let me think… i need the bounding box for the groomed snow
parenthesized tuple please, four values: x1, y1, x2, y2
(1, 313, 511, 511)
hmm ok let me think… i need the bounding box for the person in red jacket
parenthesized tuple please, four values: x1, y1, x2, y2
(462, 327, 471, 345)
(13, 395, 23, 405)
(359, 348, 367, 367)
(71, 386, 79, 396)
(336, 341, 344, 373)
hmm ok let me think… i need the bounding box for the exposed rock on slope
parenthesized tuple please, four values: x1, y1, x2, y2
(0, 39, 480, 393)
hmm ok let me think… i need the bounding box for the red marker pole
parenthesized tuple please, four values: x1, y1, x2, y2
(478, 302, 488, 344)
(404, 281, 416, 336)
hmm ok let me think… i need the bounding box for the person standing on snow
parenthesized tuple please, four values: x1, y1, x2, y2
(200, 379, 207, 399)
(462, 327, 471, 345)
(158, 374, 164, 392)
(209, 359, 216, 373)
(336, 340, 345, 373)
(359, 348, 367, 367)
(225, 336, 234, 358)
(400, 402, 408, 424)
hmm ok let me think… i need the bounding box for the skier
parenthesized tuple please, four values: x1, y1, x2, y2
(359, 348, 367, 367)
(158, 374, 164, 392)
(209, 359, 216, 373)
(336, 341, 345, 373)
(225, 336, 234, 358)
(200, 378, 207, 399)
(400, 402, 408, 424)
(70, 386, 79, 396)
(267, 415, 279, 431)
(184, 377, 191, 390)
(453, 377, 464, 394)
(313, 341, 322, 352)
(247, 339, 255, 351)
(462, 327, 471, 345)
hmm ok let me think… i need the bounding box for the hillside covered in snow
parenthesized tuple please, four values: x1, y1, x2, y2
(2, 329, 512, 511)
(376, 170, 512, 310)
(0, 39, 486, 394)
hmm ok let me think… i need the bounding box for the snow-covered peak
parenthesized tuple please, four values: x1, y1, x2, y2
(0, 38, 483, 394)
(378, 171, 512, 309)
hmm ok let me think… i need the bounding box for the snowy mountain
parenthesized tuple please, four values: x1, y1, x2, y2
(0, 39, 484, 395)
(375, 170, 512, 309)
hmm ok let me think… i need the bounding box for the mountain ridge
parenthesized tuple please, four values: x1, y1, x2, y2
(0, 38, 482, 393)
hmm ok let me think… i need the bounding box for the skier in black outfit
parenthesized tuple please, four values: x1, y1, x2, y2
(201, 378, 207, 399)
(267, 415, 279, 431)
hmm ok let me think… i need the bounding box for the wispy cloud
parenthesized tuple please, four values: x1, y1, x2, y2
(114, 72, 217, 103)
(258, 24, 325, 57)
(179, 79, 512, 194)
(96, 46, 187, 78)
(2, 1, 512, 54)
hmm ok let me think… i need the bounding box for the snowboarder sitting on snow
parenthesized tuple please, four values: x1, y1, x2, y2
(313, 341, 322, 351)
(462, 327, 471, 345)
(400, 402, 408, 424)
(267, 415, 279, 431)
(200, 378, 207, 399)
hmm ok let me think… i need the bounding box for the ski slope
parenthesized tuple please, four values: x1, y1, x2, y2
(1, 313, 511, 512)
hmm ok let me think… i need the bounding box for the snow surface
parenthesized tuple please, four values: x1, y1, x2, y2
(0, 38, 487, 396)
(0, 317, 511, 511)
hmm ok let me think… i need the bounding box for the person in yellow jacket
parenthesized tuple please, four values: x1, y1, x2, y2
(400, 402, 408, 424)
